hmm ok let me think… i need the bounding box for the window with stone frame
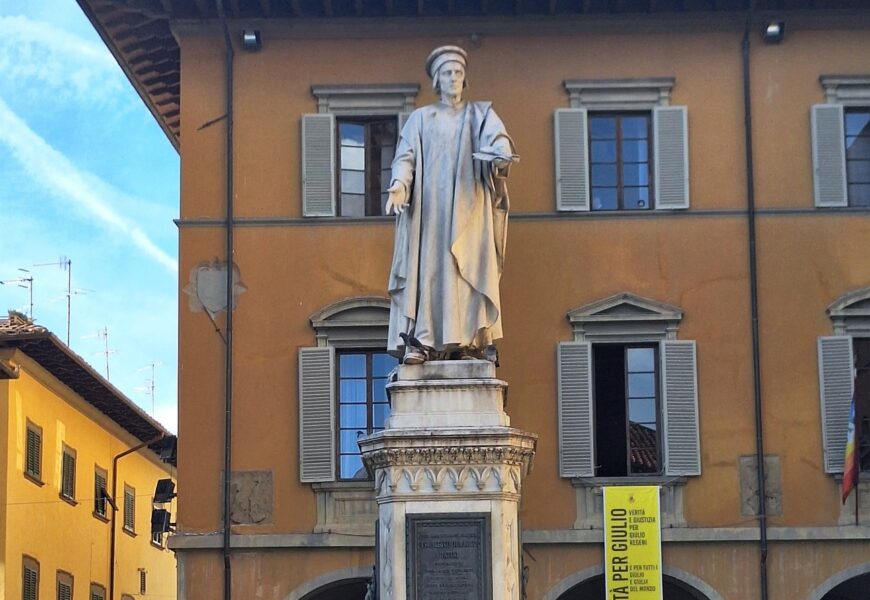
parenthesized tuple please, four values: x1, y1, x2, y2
(336, 349, 398, 479)
(819, 286, 870, 523)
(812, 76, 870, 207)
(302, 84, 418, 218)
(298, 297, 391, 535)
(555, 78, 689, 212)
(558, 293, 698, 529)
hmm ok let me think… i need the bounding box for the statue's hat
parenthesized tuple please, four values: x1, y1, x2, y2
(425, 45, 468, 79)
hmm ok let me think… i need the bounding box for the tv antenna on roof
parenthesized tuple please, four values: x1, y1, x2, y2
(33, 257, 74, 345)
(0, 268, 33, 319)
(84, 327, 116, 380)
(136, 361, 163, 417)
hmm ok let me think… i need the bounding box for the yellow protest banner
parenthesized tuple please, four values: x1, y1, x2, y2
(603, 486, 662, 599)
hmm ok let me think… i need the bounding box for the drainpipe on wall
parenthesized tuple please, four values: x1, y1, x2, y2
(742, 3, 770, 600)
(109, 434, 165, 600)
(214, 2, 235, 600)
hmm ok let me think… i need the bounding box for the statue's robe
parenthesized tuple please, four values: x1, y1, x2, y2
(387, 100, 514, 353)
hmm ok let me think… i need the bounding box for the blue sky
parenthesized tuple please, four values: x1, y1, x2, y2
(0, 1, 180, 431)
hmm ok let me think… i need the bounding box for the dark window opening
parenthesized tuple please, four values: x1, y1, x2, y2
(337, 118, 397, 217)
(854, 338, 870, 472)
(593, 344, 661, 477)
(337, 350, 398, 479)
(589, 112, 653, 211)
(845, 108, 870, 207)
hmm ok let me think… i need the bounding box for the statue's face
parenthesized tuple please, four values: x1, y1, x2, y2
(438, 61, 465, 97)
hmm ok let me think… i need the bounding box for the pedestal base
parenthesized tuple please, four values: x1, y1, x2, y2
(360, 360, 537, 600)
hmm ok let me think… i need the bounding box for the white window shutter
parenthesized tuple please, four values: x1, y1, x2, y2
(301, 113, 336, 217)
(654, 106, 690, 210)
(811, 104, 848, 208)
(299, 346, 336, 482)
(557, 341, 594, 477)
(662, 340, 701, 476)
(818, 336, 854, 473)
(555, 109, 590, 211)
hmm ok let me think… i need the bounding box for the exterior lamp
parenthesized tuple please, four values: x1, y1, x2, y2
(153, 479, 176, 503)
(763, 21, 785, 44)
(241, 29, 262, 51)
(151, 508, 174, 534)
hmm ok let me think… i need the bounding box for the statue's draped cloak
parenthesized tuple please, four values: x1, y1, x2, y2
(387, 101, 514, 352)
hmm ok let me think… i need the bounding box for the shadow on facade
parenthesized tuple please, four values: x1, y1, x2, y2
(819, 572, 870, 600)
(299, 579, 368, 600)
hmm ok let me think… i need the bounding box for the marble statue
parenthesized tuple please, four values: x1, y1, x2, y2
(386, 45, 517, 365)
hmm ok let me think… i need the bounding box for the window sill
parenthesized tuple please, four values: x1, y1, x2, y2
(570, 476, 688, 529)
(312, 480, 377, 535)
(93, 511, 109, 523)
(24, 472, 44, 487)
(151, 540, 165, 550)
(123, 527, 137, 538)
(59, 494, 78, 506)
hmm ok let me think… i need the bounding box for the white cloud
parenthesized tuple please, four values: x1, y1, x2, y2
(0, 96, 177, 273)
(0, 15, 126, 105)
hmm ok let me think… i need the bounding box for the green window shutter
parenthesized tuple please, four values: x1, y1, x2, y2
(811, 104, 848, 207)
(58, 581, 72, 600)
(662, 340, 701, 476)
(299, 346, 336, 483)
(95, 472, 107, 516)
(301, 113, 336, 217)
(557, 341, 594, 477)
(818, 336, 854, 473)
(23, 564, 39, 600)
(554, 108, 590, 211)
(654, 106, 690, 210)
(26, 427, 41, 478)
(62, 451, 75, 498)
(124, 487, 135, 530)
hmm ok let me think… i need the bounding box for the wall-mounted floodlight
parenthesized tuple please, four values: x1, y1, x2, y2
(241, 29, 262, 51)
(763, 21, 785, 44)
(151, 508, 174, 534)
(153, 479, 176, 504)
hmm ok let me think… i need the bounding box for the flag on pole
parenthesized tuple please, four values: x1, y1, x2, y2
(841, 394, 858, 504)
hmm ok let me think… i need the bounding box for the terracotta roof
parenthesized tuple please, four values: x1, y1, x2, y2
(0, 313, 174, 463)
(629, 422, 658, 472)
(76, 0, 870, 151)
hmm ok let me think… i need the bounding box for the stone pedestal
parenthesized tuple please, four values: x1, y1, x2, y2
(359, 360, 537, 600)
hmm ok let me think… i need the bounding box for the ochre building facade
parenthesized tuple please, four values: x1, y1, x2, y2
(80, 2, 870, 598)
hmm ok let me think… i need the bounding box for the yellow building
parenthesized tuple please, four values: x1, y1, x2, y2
(0, 313, 177, 600)
(79, 1, 870, 599)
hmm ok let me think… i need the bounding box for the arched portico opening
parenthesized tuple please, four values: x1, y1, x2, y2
(544, 565, 723, 600)
(557, 574, 708, 599)
(808, 562, 870, 600)
(284, 567, 370, 600)
(298, 579, 367, 600)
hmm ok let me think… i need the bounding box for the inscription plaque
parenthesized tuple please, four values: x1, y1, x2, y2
(407, 513, 492, 600)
